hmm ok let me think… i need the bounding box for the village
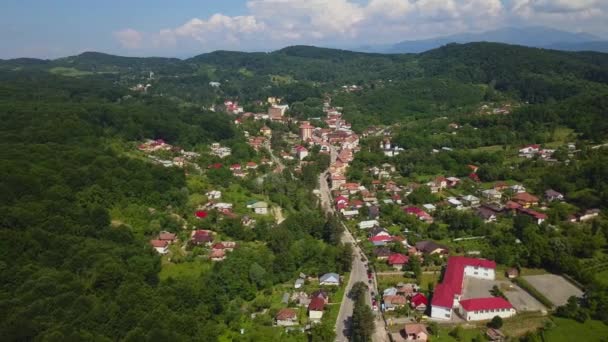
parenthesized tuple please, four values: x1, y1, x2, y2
(132, 91, 599, 342)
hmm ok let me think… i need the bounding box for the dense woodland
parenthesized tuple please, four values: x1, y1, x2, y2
(1, 42, 608, 340)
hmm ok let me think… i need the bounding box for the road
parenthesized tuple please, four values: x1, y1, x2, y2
(318, 159, 385, 341)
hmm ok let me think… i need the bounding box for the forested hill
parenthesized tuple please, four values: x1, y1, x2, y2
(2, 42, 606, 84)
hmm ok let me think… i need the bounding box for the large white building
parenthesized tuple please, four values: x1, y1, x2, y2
(459, 298, 516, 321)
(430, 256, 511, 321)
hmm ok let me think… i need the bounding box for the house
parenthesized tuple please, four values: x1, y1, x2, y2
(358, 220, 379, 229)
(246, 161, 258, 170)
(331, 174, 347, 190)
(397, 283, 420, 297)
(446, 177, 461, 188)
(206, 190, 222, 200)
(212, 241, 236, 252)
(517, 207, 547, 225)
(260, 125, 272, 137)
(459, 297, 516, 321)
(247, 201, 269, 215)
(512, 192, 539, 208)
(410, 293, 428, 311)
(190, 230, 213, 246)
(476, 207, 497, 223)
(422, 204, 436, 213)
(370, 227, 391, 238)
(158, 231, 176, 243)
(404, 207, 434, 223)
(402, 324, 429, 341)
(369, 235, 394, 246)
(494, 182, 509, 191)
(294, 145, 309, 160)
(415, 241, 449, 256)
(545, 189, 564, 202)
(150, 239, 169, 254)
(579, 209, 600, 222)
(510, 184, 526, 193)
(311, 289, 330, 304)
(308, 297, 325, 322)
(506, 267, 519, 279)
(447, 197, 464, 209)
(368, 205, 380, 219)
(319, 273, 340, 286)
(210, 248, 226, 261)
(383, 295, 407, 311)
(519, 144, 541, 157)
(388, 253, 409, 270)
(276, 308, 298, 326)
(461, 195, 480, 207)
(374, 247, 392, 260)
(383, 287, 398, 296)
(430, 256, 497, 320)
(482, 189, 503, 201)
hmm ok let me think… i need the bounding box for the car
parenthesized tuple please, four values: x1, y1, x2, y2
(368, 279, 372, 284)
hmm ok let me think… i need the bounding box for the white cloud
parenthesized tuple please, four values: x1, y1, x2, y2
(114, 28, 143, 49)
(112, 0, 607, 52)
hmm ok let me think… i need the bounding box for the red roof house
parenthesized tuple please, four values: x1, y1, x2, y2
(410, 293, 428, 310)
(459, 297, 513, 312)
(387, 253, 409, 267)
(195, 210, 208, 218)
(308, 297, 325, 311)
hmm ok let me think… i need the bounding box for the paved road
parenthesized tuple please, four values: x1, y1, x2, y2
(319, 161, 383, 341)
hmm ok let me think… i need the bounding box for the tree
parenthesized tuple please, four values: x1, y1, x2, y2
(351, 303, 375, 342)
(427, 322, 438, 336)
(310, 319, 336, 342)
(489, 315, 503, 329)
(449, 326, 464, 341)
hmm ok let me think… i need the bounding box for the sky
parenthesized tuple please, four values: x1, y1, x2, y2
(1, 0, 607, 59)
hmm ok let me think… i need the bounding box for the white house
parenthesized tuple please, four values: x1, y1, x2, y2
(481, 189, 502, 201)
(358, 220, 379, 229)
(248, 201, 269, 215)
(206, 190, 222, 200)
(459, 298, 516, 321)
(319, 273, 340, 286)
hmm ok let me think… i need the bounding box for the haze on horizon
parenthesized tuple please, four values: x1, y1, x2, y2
(2, 0, 607, 59)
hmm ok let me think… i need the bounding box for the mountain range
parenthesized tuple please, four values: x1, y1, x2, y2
(354, 26, 608, 54)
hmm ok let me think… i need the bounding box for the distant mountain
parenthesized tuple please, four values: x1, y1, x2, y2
(545, 41, 608, 53)
(356, 26, 603, 54)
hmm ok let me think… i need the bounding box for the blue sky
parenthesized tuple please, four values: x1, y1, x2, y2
(1, 0, 607, 59)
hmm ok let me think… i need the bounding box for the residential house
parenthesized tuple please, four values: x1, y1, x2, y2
(446, 177, 461, 188)
(404, 207, 434, 223)
(358, 220, 379, 229)
(476, 207, 497, 223)
(510, 184, 526, 193)
(331, 174, 347, 190)
(402, 324, 429, 341)
(422, 204, 436, 213)
(461, 195, 480, 207)
(150, 240, 169, 254)
(206, 190, 222, 200)
(388, 253, 409, 270)
(410, 293, 428, 311)
(579, 209, 600, 222)
(294, 145, 309, 160)
(247, 201, 269, 215)
(383, 295, 407, 311)
(517, 208, 547, 225)
(308, 297, 325, 322)
(276, 308, 298, 326)
(369, 235, 393, 246)
(190, 230, 214, 246)
(374, 247, 392, 260)
(415, 241, 449, 256)
(246, 161, 258, 170)
(370, 227, 391, 238)
(294, 278, 305, 289)
(545, 189, 564, 202)
(512, 192, 539, 208)
(210, 249, 226, 261)
(494, 182, 509, 191)
(481, 189, 502, 202)
(158, 231, 177, 243)
(319, 273, 340, 286)
(447, 197, 464, 210)
(519, 144, 541, 158)
(311, 290, 330, 304)
(260, 125, 272, 137)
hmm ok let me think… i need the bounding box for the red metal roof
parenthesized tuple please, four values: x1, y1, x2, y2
(388, 253, 409, 265)
(411, 293, 428, 307)
(459, 297, 513, 311)
(431, 256, 497, 308)
(308, 297, 325, 311)
(195, 210, 208, 218)
(150, 239, 168, 248)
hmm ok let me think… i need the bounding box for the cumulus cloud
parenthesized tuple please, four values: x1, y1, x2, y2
(114, 28, 143, 49)
(113, 0, 606, 52)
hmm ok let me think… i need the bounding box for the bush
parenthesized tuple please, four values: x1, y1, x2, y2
(489, 315, 503, 329)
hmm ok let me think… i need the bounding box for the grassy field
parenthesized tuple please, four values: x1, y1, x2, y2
(159, 260, 211, 281)
(545, 317, 608, 342)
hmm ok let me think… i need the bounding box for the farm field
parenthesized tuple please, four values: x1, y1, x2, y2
(545, 317, 608, 342)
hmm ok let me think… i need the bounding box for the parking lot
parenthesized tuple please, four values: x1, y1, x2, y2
(523, 274, 583, 307)
(463, 277, 547, 312)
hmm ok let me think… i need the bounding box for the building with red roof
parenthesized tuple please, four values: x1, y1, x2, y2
(410, 293, 428, 311)
(459, 297, 516, 321)
(387, 253, 409, 269)
(308, 297, 325, 322)
(150, 239, 168, 254)
(430, 256, 500, 320)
